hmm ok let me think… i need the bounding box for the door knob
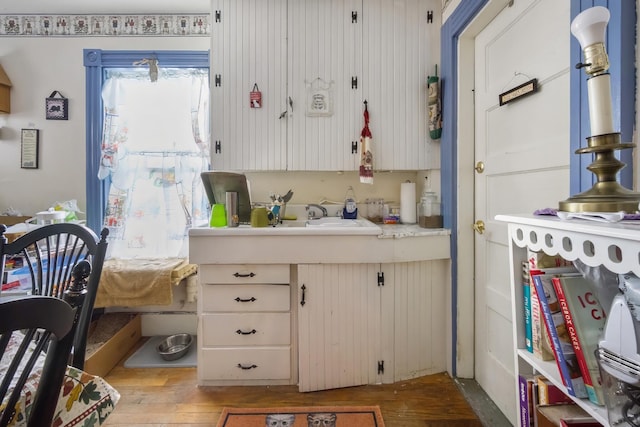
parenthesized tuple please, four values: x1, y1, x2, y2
(473, 220, 485, 234)
(475, 161, 485, 173)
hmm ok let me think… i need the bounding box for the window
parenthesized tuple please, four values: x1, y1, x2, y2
(84, 50, 210, 258)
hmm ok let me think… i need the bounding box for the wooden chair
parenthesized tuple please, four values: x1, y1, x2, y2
(0, 296, 76, 426)
(0, 223, 109, 370)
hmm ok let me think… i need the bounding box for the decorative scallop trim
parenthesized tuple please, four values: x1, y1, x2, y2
(0, 14, 209, 36)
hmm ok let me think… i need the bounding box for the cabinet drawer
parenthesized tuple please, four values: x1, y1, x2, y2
(202, 284, 290, 312)
(202, 313, 290, 346)
(200, 264, 290, 284)
(199, 347, 290, 380)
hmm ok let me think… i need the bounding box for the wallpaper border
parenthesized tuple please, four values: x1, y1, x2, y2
(0, 14, 210, 36)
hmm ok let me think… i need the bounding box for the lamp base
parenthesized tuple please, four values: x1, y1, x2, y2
(559, 181, 640, 213)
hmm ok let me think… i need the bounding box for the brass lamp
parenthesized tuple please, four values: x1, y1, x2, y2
(559, 6, 640, 213)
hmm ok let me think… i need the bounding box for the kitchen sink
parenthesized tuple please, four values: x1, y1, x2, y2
(278, 218, 376, 228)
(305, 217, 374, 228)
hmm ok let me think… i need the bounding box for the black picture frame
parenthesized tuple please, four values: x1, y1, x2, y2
(46, 91, 69, 120)
(499, 78, 538, 106)
(21, 129, 39, 169)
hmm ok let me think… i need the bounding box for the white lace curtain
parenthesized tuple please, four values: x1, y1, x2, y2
(98, 67, 210, 259)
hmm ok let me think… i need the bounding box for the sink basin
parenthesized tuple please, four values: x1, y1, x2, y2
(305, 217, 374, 228)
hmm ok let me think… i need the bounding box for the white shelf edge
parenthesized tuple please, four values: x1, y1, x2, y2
(518, 349, 610, 426)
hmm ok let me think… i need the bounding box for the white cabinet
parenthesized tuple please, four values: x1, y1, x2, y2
(496, 213, 640, 427)
(197, 264, 295, 386)
(210, 0, 439, 171)
(361, 0, 441, 171)
(210, 0, 288, 171)
(296, 260, 447, 392)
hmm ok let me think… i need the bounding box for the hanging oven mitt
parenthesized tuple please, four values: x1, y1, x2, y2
(428, 65, 442, 140)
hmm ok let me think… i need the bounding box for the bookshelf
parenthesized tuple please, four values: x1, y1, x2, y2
(496, 213, 640, 427)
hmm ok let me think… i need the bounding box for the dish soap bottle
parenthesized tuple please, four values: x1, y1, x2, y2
(343, 186, 358, 219)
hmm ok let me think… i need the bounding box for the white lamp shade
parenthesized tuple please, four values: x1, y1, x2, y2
(570, 6, 610, 48)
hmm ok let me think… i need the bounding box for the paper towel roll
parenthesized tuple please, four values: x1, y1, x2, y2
(400, 182, 417, 224)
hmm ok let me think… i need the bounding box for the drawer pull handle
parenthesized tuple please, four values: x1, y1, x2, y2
(233, 272, 256, 278)
(300, 284, 306, 306)
(235, 297, 257, 303)
(237, 363, 258, 370)
(236, 329, 257, 335)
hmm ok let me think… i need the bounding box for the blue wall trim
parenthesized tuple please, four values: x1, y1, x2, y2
(440, 0, 488, 377)
(83, 49, 210, 233)
(570, 1, 636, 194)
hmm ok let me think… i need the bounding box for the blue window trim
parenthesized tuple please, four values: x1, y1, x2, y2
(440, 0, 634, 377)
(83, 49, 210, 233)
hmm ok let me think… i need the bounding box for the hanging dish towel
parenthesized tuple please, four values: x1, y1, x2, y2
(359, 101, 374, 184)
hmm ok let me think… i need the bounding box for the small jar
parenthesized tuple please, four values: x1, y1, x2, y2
(418, 193, 442, 228)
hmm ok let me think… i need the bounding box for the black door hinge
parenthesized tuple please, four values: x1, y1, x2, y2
(351, 141, 358, 154)
(427, 10, 433, 24)
(215, 141, 221, 153)
(378, 360, 384, 374)
(352, 11, 358, 23)
(215, 10, 222, 22)
(215, 74, 222, 87)
(351, 76, 358, 89)
(377, 272, 384, 287)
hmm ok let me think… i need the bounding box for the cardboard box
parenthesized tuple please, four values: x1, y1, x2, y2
(84, 314, 141, 377)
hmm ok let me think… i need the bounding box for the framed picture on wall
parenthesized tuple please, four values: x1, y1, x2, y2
(45, 90, 68, 120)
(21, 129, 39, 169)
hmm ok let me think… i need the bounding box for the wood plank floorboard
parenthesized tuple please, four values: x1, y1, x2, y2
(103, 341, 483, 427)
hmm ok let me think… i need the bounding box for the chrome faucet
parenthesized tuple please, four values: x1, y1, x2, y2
(306, 204, 328, 219)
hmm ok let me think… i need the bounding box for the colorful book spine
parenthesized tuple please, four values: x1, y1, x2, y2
(519, 375, 534, 427)
(552, 276, 607, 406)
(524, 280, 533, 353)
(532, 273, 588, 398)
(530, 266, 576, 362)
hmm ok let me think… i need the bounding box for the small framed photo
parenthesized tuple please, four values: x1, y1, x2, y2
(46, 91, 68, 120)
(21, 129, 39, 169)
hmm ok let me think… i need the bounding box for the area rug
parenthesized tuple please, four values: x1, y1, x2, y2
(124, 335, 197, 368)
(216, 406, 385, 427)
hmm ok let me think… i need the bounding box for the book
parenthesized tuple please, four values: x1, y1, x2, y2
(552, 275, 607, 406)
(559, 419, 602, 426)
(537, 375, 573, 405)
(519, 375, 535, 427)
(529, 266, 576, 361)
(522, 261, 533, 353)
(532, 273, 588, 398)
(537, 404, 595, 427)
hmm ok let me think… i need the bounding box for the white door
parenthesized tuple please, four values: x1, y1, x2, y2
(472, 0, 570, 422)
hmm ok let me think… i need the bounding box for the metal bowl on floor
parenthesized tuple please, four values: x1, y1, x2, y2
(156, 333, 193, 361)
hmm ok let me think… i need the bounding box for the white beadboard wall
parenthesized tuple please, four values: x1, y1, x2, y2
(211, 0, 288, 171)
(362, 0, 441, 171)
(287, 0, 362, 171)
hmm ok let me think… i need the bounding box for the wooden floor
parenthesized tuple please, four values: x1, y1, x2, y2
(103, 343, 483, 427)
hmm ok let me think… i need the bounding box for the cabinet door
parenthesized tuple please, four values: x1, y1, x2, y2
(389, 260, 448, 381)
(362, 0, 441, 170)
(297, 263, 380, 392)
(211, 0, 288, 171)
(287, 0, 363, 171)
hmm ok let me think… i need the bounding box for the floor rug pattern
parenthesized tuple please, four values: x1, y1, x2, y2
(124, 335, 197, 368)
(216, 406, 385, 427)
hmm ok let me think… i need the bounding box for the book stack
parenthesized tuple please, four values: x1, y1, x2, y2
(524, 250, 608, 407)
